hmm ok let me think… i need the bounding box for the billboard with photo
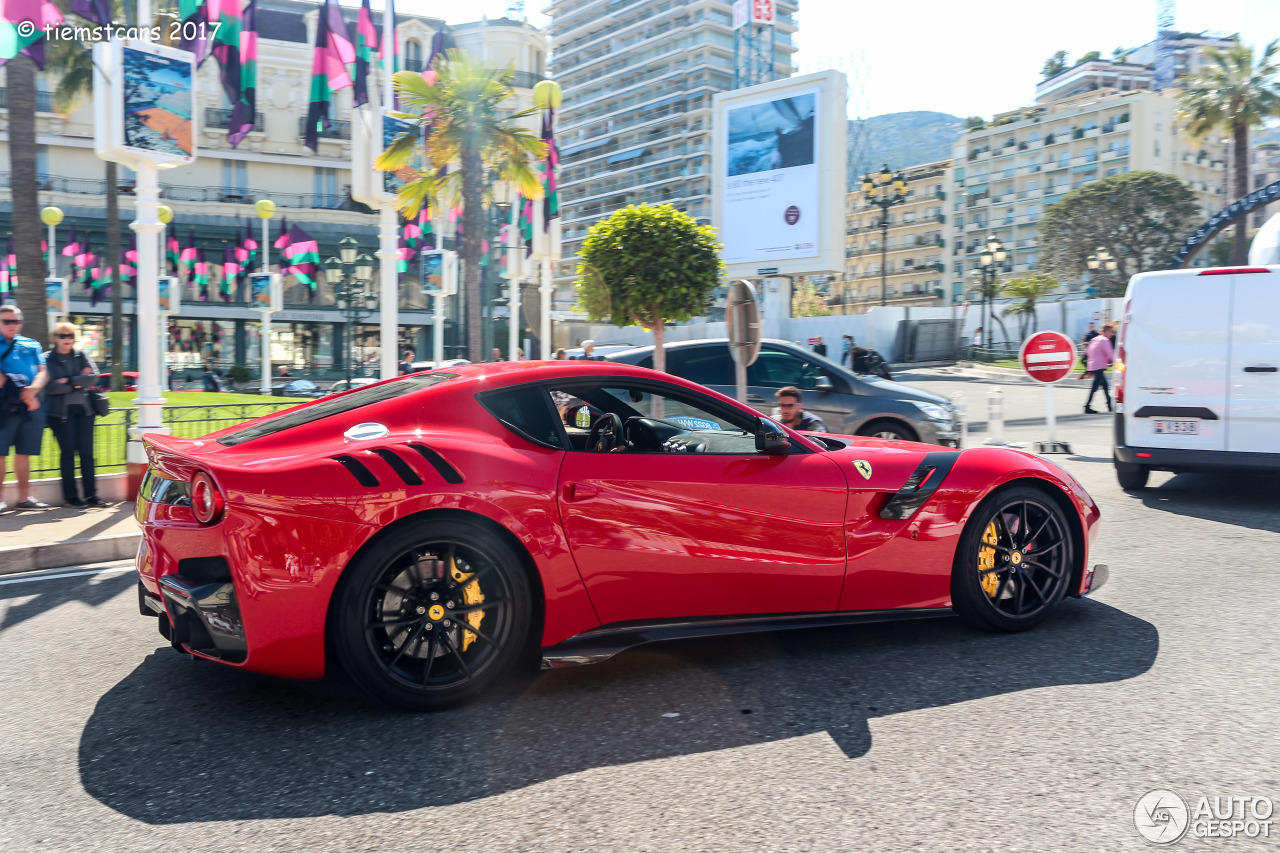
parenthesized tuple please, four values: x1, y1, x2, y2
(712, 71, 846, 278)
(249, 272, 282, 312)
(95, 39, 197, 168)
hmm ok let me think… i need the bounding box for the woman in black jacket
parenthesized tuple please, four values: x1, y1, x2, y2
(44, 322, 105, 508)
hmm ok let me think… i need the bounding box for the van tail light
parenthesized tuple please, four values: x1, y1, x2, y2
(1197, 267, 1270, 275)
(190, 471, 225, 525)
(1115, 298, 1130, 405)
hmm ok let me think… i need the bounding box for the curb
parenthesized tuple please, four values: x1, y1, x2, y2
(0, 532, 140, 576)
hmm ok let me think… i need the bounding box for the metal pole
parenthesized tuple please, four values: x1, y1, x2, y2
(1045, 384, 1056, 446)
(46, 221, 55, 279)
(540, 258, 553, 359)
(259, 216, 272, 395)
(126, 159, 169, 497)
(880, 210, 888, 307)
(433, 209, 445, 365)
(377, 204, 398, 379)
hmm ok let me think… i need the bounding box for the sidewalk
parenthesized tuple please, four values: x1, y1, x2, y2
(0, 502, 140, 575)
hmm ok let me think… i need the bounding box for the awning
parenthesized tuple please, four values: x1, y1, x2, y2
(561, 136, 613, 158)
(608, 147, 647, 164)
(965, 183, 989, 195)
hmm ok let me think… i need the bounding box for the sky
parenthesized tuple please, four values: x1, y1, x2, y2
(379, 0, 1280, 120)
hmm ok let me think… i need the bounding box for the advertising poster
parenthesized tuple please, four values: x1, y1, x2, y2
(157, 276, 179, 313)
(45, 279, 65, 314)
(122, 45, 194, 162)
(721, 89, 819, 266)
(383, 113, 416, 197)
(421, 250, 444, 295)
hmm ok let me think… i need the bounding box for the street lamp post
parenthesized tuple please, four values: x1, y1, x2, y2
(255, 199, 276, 395)
(327, 247, 377, 386)
(860, 164, 908, 307)
(1086, 247, 1118, 294)
(970, 235, 1007, 350)
(40, 206, 63, 330)
(533, 79, 563, 359)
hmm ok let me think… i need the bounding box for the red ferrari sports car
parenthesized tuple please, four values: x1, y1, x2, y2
(134, 361, 1107, 710)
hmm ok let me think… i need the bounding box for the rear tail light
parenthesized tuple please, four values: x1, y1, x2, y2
(1197, 267, 1270, 275)
(190, 471, 225, 525)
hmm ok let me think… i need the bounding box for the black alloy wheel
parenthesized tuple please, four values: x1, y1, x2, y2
(860, 419, 915, 442)
(951, 486, 1074, 632)
(334, 519, 532, 711)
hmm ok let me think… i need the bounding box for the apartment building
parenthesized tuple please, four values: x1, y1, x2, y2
(945, 88, 1225, 303)
(546, 0, 798, 307)
(1251, 142, 1280, 229)
(0, 2, 546, 371)
(829, 160, 949, 314)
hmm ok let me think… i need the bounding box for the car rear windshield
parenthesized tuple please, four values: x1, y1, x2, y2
(216, 373, 460, 446)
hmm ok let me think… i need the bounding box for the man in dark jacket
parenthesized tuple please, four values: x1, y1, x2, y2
(775, 386, 827, 432)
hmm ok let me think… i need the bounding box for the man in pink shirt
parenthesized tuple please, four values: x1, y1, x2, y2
(1084, 322, 1116, 414)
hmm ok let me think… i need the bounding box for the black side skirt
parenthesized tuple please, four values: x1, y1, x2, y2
(540, 607, 955, 668)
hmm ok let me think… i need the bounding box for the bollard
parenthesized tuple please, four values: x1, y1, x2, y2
(984, 386, 1006, 446)
(950, 392, 968, 448)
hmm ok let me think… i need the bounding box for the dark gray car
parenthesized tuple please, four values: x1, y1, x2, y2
(606, 338, 961, 446)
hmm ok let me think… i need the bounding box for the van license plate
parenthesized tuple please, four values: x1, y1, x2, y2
(1153, 419, 1199, 435)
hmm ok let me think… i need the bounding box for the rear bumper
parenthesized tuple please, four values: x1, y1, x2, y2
(1115, 444, 1280, 472)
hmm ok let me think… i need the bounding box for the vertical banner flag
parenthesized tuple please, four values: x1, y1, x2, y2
(167, 230, 182, 275)
(283, 224, 320, 298)
(194, 244, 210, 300)
(305, 0, 355, 152)
(221, 243, 239, 300)
(542, 108, 559, 228)
(180, 231, 198, 283)
(70, 0, 109, 26)
(353, 0, 376, 107)
(228, 0, 258, 147)
(274, 216, 291, 273)
(0, 0, 63, 69)
(178, 0, 219, 63)
(120, 233, 137, 284)
(0, 236, 15, 294)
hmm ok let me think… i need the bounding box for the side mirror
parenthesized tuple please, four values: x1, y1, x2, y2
(755, 416, 791, 454)
(815, 375, 835, 393)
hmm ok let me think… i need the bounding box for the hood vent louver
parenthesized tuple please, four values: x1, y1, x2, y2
(333, 455, 380, 487)
(406, 442, 464, 484)
(370, 448, 424, 486)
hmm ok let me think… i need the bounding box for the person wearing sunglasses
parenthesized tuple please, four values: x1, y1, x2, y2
(773, 385, 827, 433)
(44, 322, 105, 508)
(0, 304, 50, 512)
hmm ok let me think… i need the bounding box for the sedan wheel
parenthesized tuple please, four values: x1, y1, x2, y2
(860, 420, 915, 441)
(334, 519, 532, 711)
(951, 486, 1074, 632)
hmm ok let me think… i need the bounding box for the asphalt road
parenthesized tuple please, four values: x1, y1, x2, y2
(1, 370, 1277, 852)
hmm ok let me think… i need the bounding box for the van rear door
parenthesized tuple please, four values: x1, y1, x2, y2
(1226, 269, 1280, 453)
(1124, 271, 1229, 452)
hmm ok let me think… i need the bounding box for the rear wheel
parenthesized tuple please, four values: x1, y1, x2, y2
(1114, 456, 1150, 491)
(333, 519, 533, 711)
(859, 419, 916, 441)
(951, 486, 1074, 632)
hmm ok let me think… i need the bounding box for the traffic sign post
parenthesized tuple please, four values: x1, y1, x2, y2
(1019, 330, 1078, 454)
(726, 279, 761, 404)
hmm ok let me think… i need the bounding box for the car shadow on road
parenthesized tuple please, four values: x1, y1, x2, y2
(1135, 470, 1280, 534)
(79, 597, 1156, 824)
(0, 568, 135, 633)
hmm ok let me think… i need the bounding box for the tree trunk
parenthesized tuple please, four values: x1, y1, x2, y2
(1231, 118, 1249, 265)
(460, 147, 484, 363)
(650, 315, 664, 420)
(7, 57, 48, 345)
(108, 163, 124, 390)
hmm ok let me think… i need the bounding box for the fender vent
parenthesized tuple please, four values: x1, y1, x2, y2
(880, 451, 959, 520)
(406, 442, 464, 484)
(370, 448, 424, 486)
(333, 455, 380, 487)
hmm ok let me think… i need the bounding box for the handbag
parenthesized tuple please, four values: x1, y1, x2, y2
(86, 385, 110, 417)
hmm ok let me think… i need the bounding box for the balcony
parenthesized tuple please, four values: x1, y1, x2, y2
(510, 71, 548, 89)
(935, 189, 946, 200)
(205, 108, 264, 133)
(298, 118, 352, 140)
(0, 87, 55, 112)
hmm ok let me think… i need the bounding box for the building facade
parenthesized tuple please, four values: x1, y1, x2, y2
(944, 88, 1225, 305)
(0, 1, 547, 375)
(830, 160, 949, 314)
(546, 0, 798, 308)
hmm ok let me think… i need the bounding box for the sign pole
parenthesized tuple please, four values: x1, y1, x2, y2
(256, 200, 275, 395)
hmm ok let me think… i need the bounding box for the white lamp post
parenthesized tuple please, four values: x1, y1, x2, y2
(533, 79, 562, 360)
(156, 204, 173, 386)
(256, 199, 276, 395)
(40, 206, 63, 327)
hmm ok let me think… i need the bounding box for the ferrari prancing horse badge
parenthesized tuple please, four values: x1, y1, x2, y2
(853, 460, 873, 480)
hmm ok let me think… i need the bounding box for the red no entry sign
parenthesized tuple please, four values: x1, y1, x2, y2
(1019, 331, 1078, 384)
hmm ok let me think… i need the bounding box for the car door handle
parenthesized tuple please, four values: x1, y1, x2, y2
(563, 483, 598, 502)
(1243, 365, 1278, 373)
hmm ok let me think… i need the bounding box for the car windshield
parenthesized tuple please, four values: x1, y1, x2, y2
(216, 373, 459, 446)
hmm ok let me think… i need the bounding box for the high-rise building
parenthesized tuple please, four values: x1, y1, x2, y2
(546, 0, 799, 308)
(1250, 142, 1280, 229)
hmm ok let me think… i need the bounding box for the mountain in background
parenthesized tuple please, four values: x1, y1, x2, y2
(847, 111, 965, 187)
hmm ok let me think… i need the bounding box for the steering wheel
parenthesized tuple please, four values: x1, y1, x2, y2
(586, 412, 624, 452)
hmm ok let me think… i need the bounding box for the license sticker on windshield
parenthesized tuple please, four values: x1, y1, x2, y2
(1153, 419, 1199, 435)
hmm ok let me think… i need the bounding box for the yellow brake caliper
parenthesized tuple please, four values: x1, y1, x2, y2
(979, 522, 999, 597)
(448, 556, 485, 652)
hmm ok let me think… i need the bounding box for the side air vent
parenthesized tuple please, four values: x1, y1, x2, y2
(333, 455, 380, 487)
(879, 451, 959, 520)
(406, 442, 464, 484)
(370, 448, 424, 486)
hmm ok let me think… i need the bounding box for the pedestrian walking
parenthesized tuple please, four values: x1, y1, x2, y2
(1083, 322, 1116, 414)
(1078, 322, 1099, 373)
(972, 326, 984, 348)
(840, 334, 854, 366)
(575, 340, 604, 360)
(813, 336, 827, 357)
(774, 386, 827, 432)
(202, 365, 222, 392)
(399, 350, 415, 375)
(553, 348, 567, 360)
(490, 347, 505, 362)
(44, 322, 105, 508)
(0, 304, 51, 512)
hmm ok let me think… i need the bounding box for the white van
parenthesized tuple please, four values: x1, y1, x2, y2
(1114, 265, 1280, 489)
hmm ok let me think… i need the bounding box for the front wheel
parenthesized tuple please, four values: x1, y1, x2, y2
(333, 519, 533, 711)
(951, 486, 1075, 632)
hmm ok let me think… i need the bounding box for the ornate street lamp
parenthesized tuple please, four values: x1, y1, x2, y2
(1087, 247, 1117, 293)
(971, 235, 1007, 350)
(330, 249, 378, 384)
(861, 163, 908, 306)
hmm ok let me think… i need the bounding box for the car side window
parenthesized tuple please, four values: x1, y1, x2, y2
(748, 349, 815, 389)
(671, 347, 735, 386)
(475, 386, 564, 449)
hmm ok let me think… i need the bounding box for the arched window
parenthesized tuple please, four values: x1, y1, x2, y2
(406, 40, 422, 72)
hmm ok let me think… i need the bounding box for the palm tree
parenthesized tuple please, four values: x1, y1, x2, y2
(1001, 273, 1059, 341)
(1178, 39, 1280, 265)
(377, 51, 545, 362)
(5, 56, 48, 345)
